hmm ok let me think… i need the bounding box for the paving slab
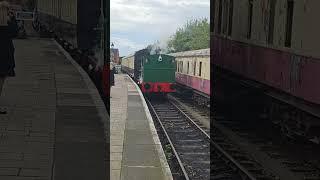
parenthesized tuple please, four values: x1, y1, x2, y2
(121, 166, 166, 180)
(0, 38, 108, 179)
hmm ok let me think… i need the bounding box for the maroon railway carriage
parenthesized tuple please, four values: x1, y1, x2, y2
(170, 49, 210, 107)
(212, 0, 320, 143)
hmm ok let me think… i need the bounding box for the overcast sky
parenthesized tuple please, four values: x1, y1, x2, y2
(110, 0, 210, 56)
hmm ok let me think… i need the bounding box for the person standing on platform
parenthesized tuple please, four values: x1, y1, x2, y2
(110, 63, 115, 87)
(0, 1, 18, 114)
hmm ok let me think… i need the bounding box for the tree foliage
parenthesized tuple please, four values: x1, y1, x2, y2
(167, 18, 210, 53)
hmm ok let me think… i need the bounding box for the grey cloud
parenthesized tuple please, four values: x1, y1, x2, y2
(111, 0, 210, 55)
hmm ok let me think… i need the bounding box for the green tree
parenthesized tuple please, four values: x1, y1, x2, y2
(167, 18, 210, 53)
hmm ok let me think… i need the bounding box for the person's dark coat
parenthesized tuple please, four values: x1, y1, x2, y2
(110, 67, 115, 86)
(0, 17, 18, 77)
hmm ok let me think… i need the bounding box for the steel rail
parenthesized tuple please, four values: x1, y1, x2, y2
(170, 101, 210, 139)
(146, 99, 190, 180)
(169, 99, 257, 180)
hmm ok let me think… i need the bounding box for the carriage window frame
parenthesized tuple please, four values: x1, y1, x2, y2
(199, 62, 202, 77)
(247, 0, 253, 39)
(268, 0, 276, 44)
(285, 0, 294, 47)
(212, 0, 216, 33)
(176, 61, 179, 72)
(193, 61, 196, 76)
(187, 62, 189, 74)
(228, 0, 233, 36)
(218, 0, 223, 34)
(222, 0, 228, 34)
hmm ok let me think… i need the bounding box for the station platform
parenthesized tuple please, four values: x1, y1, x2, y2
(110, 74, 172, 180)
(0, 38, 108, 179)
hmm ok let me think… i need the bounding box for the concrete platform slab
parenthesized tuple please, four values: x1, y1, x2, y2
(121, 166, 165, 180)
(110, 74, 172, 180)
(0, 39, 108, 180)
(122, 145, 161, 166)
(127, 106, 148, 121)
(126, 120, 150, 130)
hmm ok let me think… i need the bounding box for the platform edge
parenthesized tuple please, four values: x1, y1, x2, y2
(127, 75, 173, 180)
(53, 39, 110, 139)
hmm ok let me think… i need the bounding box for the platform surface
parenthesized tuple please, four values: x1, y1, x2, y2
(0, 38, 108, 180)
(110, 74, 172, 180)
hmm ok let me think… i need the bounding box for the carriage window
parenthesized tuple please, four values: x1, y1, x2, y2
(176, 61, 178, 72)
(268, 0, 276, 44)
(218, 0, 223, 34)
(212, 0, 216, 32)
(228, 0, 233, 36)
(187, 62, 189, 74)
(285, 0, 294, 47)
(223, 1, 229, 34)
(193, 61, 196, 76)
(199, 62, 202, 76)
(247, 0, 253, 39)
(177, 62, 179, 72)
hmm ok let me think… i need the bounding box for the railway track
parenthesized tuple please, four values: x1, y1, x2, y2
(213, 102, 320, 180)
(147, 96, 276, 180)
(211, 128, 276, 180)
(168, 94, 210, 130)
(174, 91, 320, 179)
(170, 96, 277, 179)
(171, 92, 210, 116)
(147, 98, 210, 180)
